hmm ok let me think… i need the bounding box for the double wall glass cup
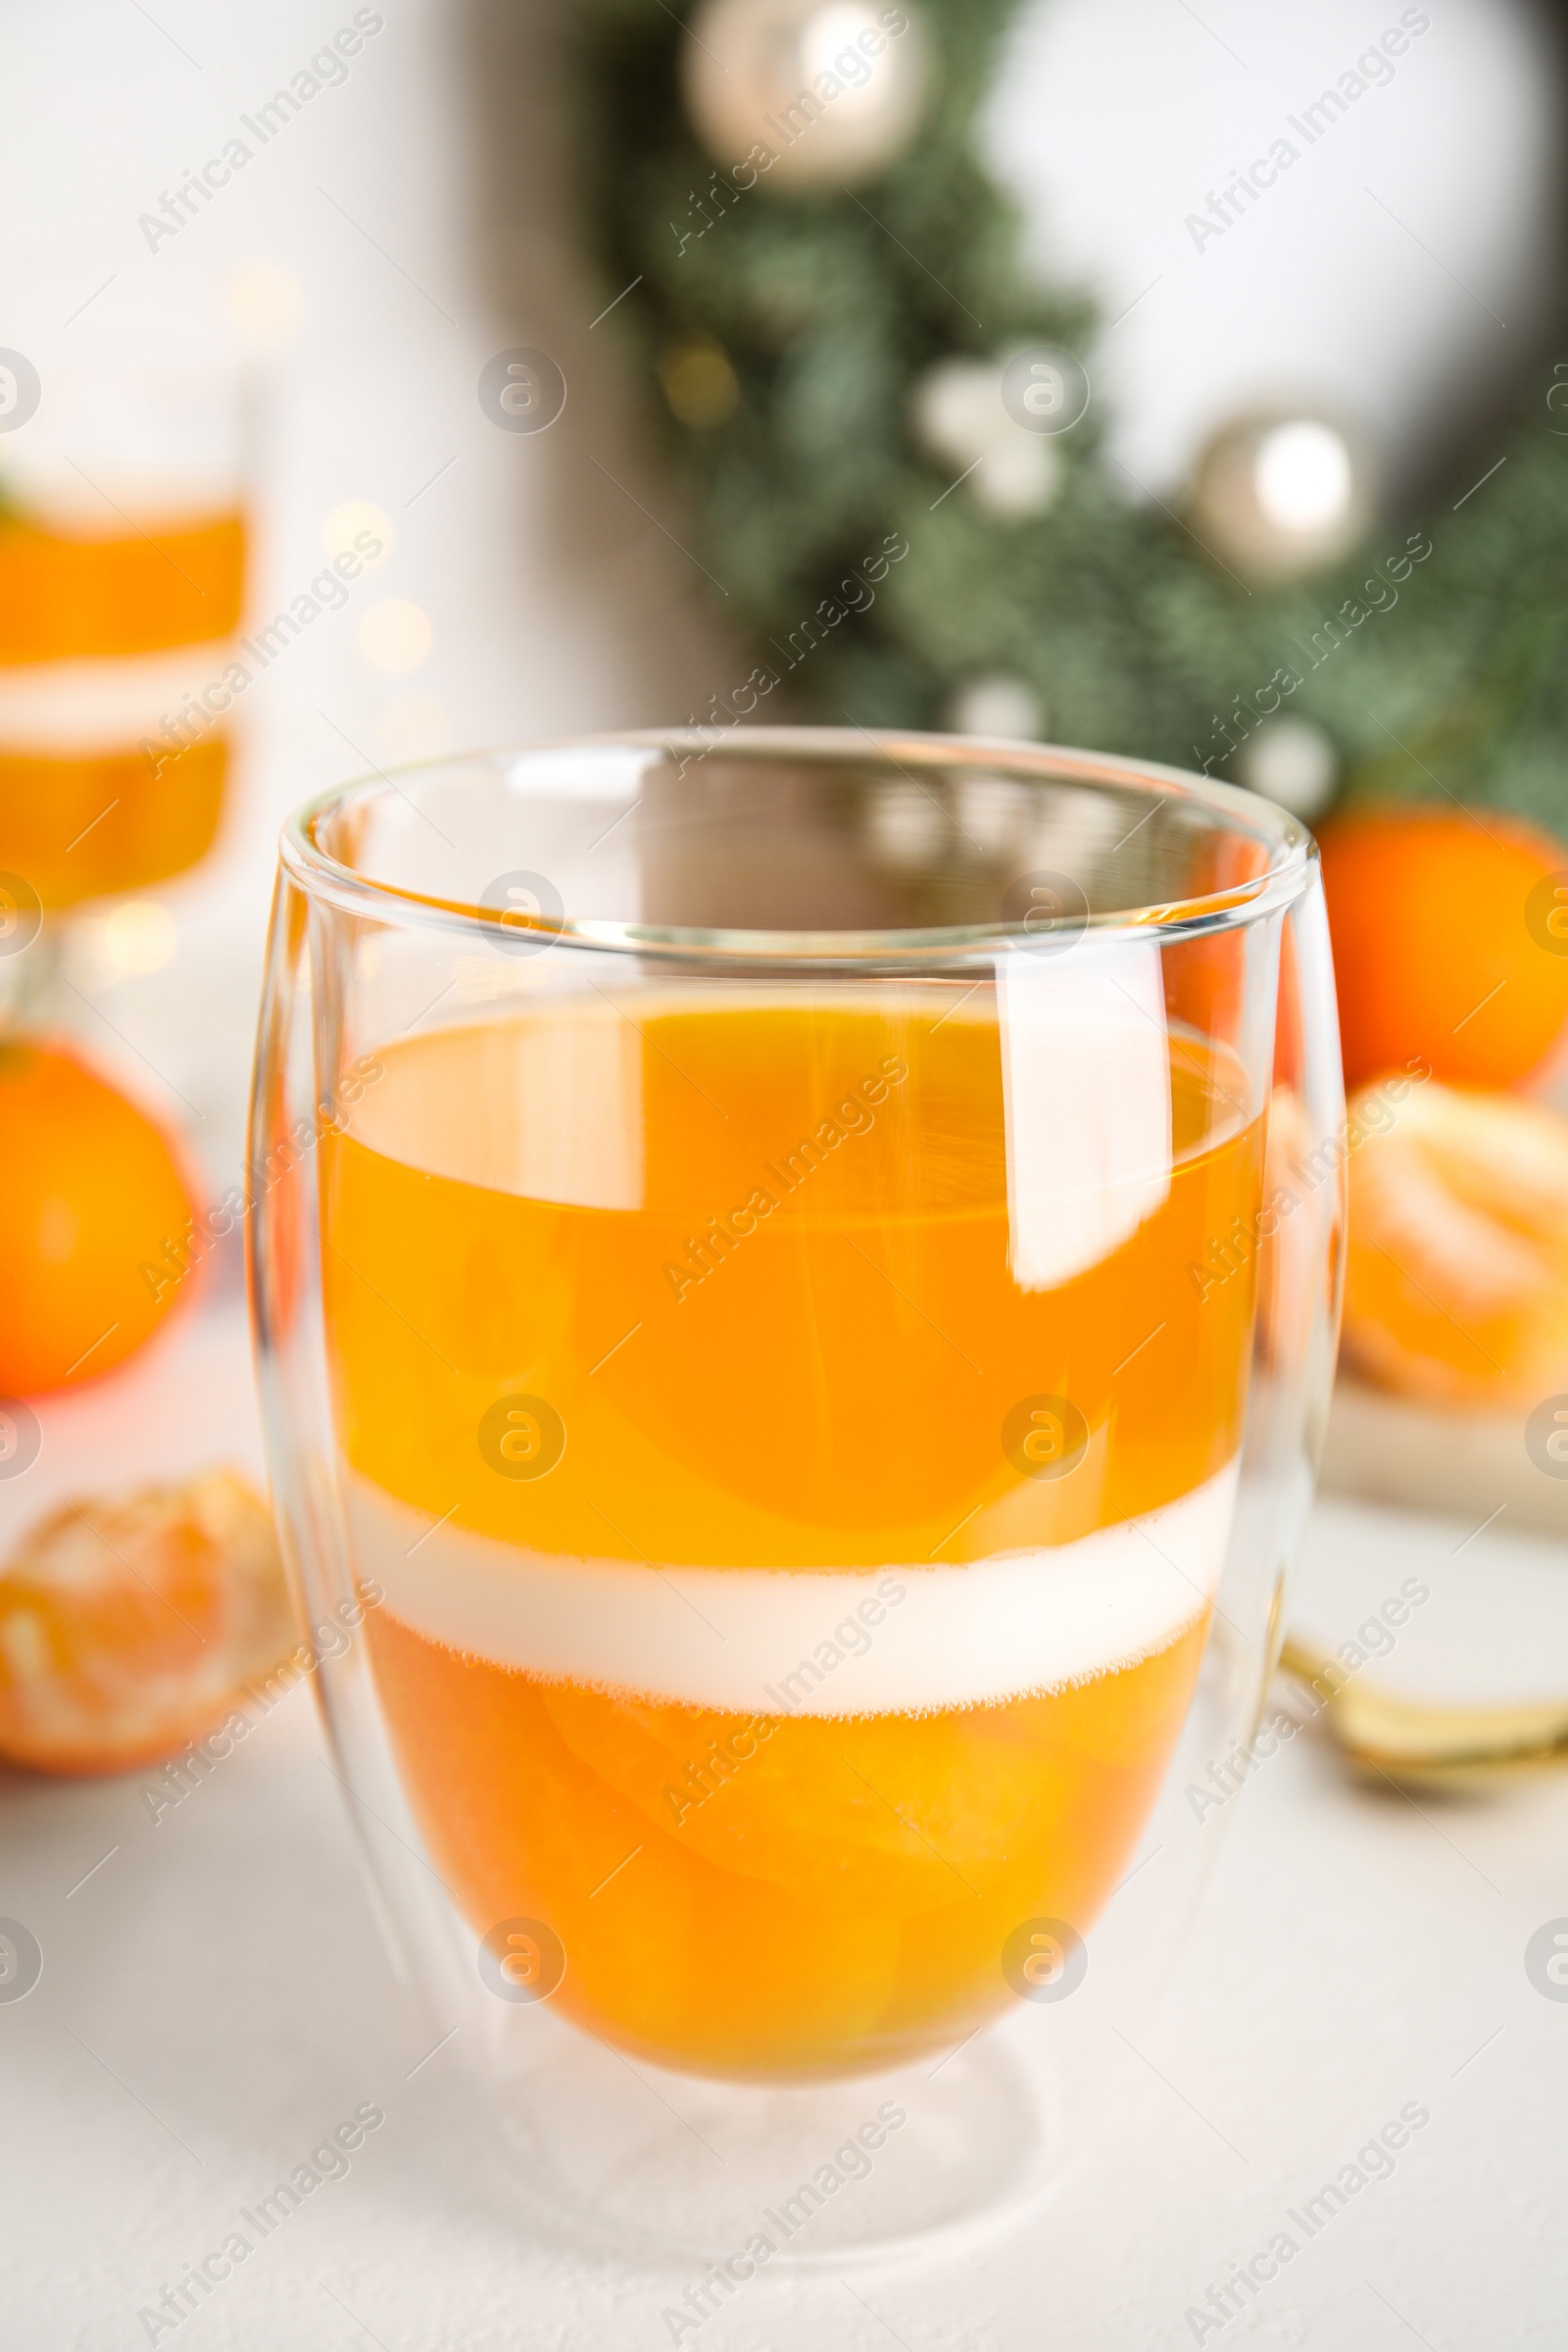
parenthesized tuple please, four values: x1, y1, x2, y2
(249, 729, 1344, 2262)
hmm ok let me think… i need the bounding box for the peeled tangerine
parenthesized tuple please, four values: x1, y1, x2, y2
(0, 1471, 295, 1775)
(1341, 1080, 1568, 1407)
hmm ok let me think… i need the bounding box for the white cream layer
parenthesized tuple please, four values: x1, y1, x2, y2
(0, 642, 241, 754)
(346, 1461, 1238, 1717)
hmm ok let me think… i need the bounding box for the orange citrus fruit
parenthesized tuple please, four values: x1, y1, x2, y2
(0, 1470, 294, 1775)
(1318, 806, 1568, 1091)
(1341, 1078, 1568, 1406)
(0, 1039, 197, 1393)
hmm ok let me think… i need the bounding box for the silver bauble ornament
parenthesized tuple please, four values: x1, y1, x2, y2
(1188, 411, 1375, 584)
(1236, 716, 1339, 820)
(682, 0, 931, 192)
(911, 356, 1062, 517)
(947, 675, 1044, 740)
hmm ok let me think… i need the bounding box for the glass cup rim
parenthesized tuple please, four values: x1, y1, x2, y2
(280, 725, 1316, 966)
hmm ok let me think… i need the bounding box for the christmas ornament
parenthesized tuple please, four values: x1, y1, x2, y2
(1000, 345, 1091, 437)
(681, 0, 931, 192)
(911, 357, 1061, 517)
(659, 334, 740, 426)
(1188, 412, 1374, 586)
(1236, 715, 1337, 820)
(946, 674, 1043, 739)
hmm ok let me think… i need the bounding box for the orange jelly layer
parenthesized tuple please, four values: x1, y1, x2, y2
(368, 1608, 1209, 2077)
(323, 998, 1264, 2077)
(0, 512, 245, 662)
(0, 737, 225, 906)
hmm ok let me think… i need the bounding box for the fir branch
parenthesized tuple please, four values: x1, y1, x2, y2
(577, 0, 1568, 828)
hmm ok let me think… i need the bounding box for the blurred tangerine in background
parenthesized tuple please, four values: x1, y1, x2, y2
(1341, 1079, 1568, 1408)
(1319, 805, 1568, 1093)
(0, 1038, 197, 1394)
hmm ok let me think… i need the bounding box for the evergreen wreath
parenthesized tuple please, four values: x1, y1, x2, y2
(578, 0, 1568, 830)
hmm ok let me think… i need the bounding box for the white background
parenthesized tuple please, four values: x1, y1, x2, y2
(992, 0, 1560, 495)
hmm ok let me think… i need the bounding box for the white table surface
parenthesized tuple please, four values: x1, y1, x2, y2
(4, 1299, 1566, 2351)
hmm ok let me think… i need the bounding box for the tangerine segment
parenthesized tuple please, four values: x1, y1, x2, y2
(0, 1042, 197, 1393)
(0, 738, 225, 906)
(0, 1471, 294, 1775)
(1318, 805, 1568, 1091)
(368, 1605, 1206, 2079)
(1342, 1080, 1568, 1405)
(0, 513, 245, 662)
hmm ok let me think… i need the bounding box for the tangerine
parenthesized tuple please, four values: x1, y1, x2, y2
(0, 1470, 294, 1775)
(1341, 1078, 1568, 1407)
(1318, 806, 1568, 1091)
(0, 1039, 196, 1393)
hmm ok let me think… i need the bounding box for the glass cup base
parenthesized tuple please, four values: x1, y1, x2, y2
(486, 2003, 1066, 2270)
